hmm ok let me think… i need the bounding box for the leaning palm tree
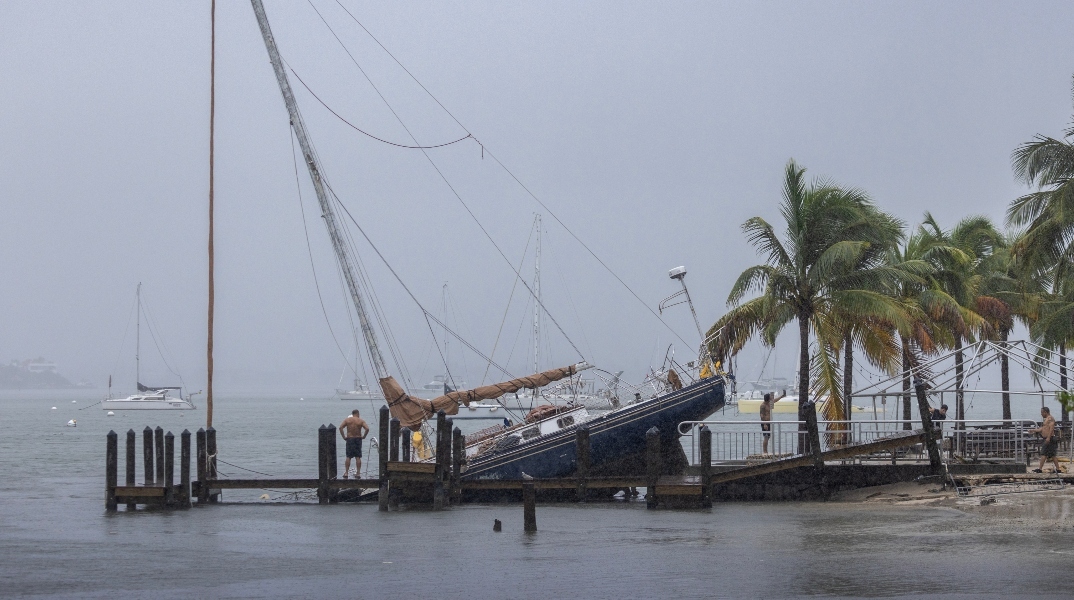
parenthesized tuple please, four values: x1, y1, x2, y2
(708, 160, 908, 443)
(888, 230, 946, 429)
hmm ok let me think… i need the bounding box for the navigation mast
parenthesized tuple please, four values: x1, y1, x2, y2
(250, 0, 389, 380)
(532, 214, 541, 403)
(136, 282, 141, 386)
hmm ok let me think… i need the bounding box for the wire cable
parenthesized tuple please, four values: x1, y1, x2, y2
(306, 0, 585, 361)
(289, 66, 472, 149)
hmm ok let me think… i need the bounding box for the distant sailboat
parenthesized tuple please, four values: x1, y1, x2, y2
(102, 284, 195, 411)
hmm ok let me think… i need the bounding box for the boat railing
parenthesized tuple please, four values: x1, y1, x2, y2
(678, 419, 1033, 467)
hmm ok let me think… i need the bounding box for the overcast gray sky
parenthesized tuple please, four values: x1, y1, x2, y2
(2, 1, 1073, 394)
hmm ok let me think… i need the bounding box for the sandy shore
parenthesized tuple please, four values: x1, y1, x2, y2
(833, 476, 1074, 530)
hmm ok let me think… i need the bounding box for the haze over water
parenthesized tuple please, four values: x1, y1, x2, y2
(3, 390, 1072, 599)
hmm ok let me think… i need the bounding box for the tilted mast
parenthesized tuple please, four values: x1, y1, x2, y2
(250, 0, 388, 380)
(249, 1, 589, 429)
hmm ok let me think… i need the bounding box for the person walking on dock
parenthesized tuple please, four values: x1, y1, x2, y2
(339, 410, 370, 479)
(761, 390, 786, 455)
(1030, 407, 1064, 474)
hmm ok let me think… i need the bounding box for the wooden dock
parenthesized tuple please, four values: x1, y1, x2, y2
(103, 384, 955, 517)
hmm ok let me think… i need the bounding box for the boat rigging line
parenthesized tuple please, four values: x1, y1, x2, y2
(303, 0, 586, 363)
(289, 126, 361, 380)
(481, 218, 536, 386)
(328, 0, 693, 352)
(324, 179, 519, 380)
(287, 65, 472, 149)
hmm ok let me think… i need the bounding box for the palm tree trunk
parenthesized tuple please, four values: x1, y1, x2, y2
(1062, 342, 1069, 424)
(1000, 328, 1011, 421)
(843, 333, 853, 444)
(901, 337, 912, 431)
(799, 313, 810, 454)
(843, 333, 853, 422)
(955, 335, 964, 428)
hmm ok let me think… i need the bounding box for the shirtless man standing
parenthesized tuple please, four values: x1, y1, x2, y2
(1030, 406, 1064, 474)
(339, 410, 370, 479)
(760, 390, 787, 455)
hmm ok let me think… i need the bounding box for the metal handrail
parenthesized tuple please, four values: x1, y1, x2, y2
(680, 418, 1033, 466)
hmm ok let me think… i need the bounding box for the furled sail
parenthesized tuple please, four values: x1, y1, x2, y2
(380, 362, 590, 429)
(138, 383, 181, 392)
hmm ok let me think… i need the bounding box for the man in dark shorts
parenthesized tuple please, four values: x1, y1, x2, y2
(339, 410, 370, 479)
(1030, 406, 1064, 474)
(760, 390, 787, 455)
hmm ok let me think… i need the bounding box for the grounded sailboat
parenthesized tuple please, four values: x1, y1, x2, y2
(249, 0, 724, 486)
(103, 284, 195, 411)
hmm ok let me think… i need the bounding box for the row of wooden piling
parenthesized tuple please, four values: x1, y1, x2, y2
(105, 427, 218, 511)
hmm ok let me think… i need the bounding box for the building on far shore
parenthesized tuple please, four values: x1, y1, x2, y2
(1, 358, 79, 389)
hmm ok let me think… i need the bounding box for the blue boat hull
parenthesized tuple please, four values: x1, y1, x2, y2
(462, 376, 725, 481)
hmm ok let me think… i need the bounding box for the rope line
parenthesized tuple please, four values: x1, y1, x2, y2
(216, 459, 278, 478)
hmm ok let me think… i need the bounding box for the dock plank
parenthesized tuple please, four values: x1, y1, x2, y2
(387, 462, 436, 474)
(114, 486, 165, 498)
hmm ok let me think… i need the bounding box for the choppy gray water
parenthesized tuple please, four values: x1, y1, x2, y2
(2, 391, 1072, 599)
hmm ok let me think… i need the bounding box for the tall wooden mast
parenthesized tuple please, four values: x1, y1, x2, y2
(206, 0, 216, 428)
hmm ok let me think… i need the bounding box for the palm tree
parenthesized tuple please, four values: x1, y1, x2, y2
(1008, 75, 1074, 266)
(977, 239, 1017, 420)
(917, 214, 999, 423)
(708, 160, 908, 444)
(1030, 270, 1074, 423)
(887, 231, 945, 429)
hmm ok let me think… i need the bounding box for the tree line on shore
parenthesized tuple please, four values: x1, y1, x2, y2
(707, 76, 1074, 425)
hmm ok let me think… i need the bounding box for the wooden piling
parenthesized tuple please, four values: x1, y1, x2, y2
(196, 428, 208, 504)
(493, 519, 502, 532)
(914, 379, 943, 472)
(206, 427, 218, 503)
(451, 426, 464, 505)
(803, 402, 823, 469)
(401, 428, 411, 462)
(699, 425, 712, 509)
(327, 423, 338, 503)
(125, 429, 136, 511)
(389, 418, 400, 462)
(523, 481, 536, 532)
(164, 431, 175, 506)
(143, 426, 154, 485)
(180, 429, 192, 508)
(317, 425, 329, 505)
(575, 426, 590, 502)
(154, 426, 165, 485)
(433, 411, 447, 510)
(106, 430, 118, 512)
(378, 405, 389, 512)
(645, 426, 660, 509)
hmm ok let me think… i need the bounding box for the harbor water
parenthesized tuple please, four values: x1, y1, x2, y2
(2, 390, 1073, 599)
